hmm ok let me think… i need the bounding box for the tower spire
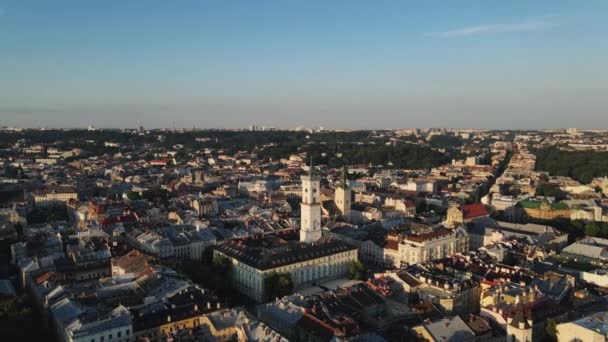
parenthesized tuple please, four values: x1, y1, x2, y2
(309, 156, 313, 176)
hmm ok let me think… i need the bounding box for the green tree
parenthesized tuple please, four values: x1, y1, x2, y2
(535, 182, 566, 201)
(585, 222, 601, 237)
(600, 224, 608, 238)
(265, 272, 294, 300)
(348, 260, 367, 280)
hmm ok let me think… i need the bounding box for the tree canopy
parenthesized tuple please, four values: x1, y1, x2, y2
(535, 182, 566, 200)
(534, 147, 608, 184)
(348, 260, 367, 280)
(264, 272, 294, 301)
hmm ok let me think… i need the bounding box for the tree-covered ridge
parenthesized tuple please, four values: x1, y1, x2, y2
(533, 147, 608, 184)
(306, 142, 450, 169)
(1, 129, 453, 169)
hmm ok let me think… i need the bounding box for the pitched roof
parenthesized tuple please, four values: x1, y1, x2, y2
(423, 316, 476, 342)
(460, 203, 489, 220)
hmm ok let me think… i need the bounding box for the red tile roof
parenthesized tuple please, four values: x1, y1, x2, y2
(461, 203, 489, 220)
(384, 239, 399, 251)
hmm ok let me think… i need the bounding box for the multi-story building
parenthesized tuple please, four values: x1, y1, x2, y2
(190, 197, 219, 217)
(444, 202, 489, 227)
(198, 308, 287, 341)
(519, 198, 570, 221)
(556, 311, 608, 342)
(562, 237, 608, 264)
(468, 220, 568, 250)
(398, 180, 437, 193)
(131, 287, 221, 342)
(30, 185, 78, 208)
(111, 249, 149, 276)
(412, 316, 476, 342)
(384, 197, 416, 217)
(399, 226, 469, 266)
(327, 223, 468, 269)
(51, 301, 133, 342)
(215, 233, 357, 303)
(410, 269, 481, 316)
(214, 167, 358, 302)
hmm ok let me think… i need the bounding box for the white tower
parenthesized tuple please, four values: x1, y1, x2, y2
(300, 161, 322, 243)
(335, 165, 351, 217)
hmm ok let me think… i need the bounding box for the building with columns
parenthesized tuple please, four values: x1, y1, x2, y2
(214, 163, 358, 302)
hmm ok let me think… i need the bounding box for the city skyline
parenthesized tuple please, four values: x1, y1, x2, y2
(1, 1, 607, 129)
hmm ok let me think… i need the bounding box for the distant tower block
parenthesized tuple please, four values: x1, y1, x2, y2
(300, 160, 322, 243)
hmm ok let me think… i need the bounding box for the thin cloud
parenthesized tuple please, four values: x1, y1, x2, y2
(429, 16, 557, 38)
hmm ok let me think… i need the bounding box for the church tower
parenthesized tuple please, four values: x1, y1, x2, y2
(335, 165, 351, 217)
(444, 202, 463, 228)
(300, 160, 322, 243)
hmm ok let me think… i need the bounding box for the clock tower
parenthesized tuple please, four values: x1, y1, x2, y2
(300, 160, 322, 243)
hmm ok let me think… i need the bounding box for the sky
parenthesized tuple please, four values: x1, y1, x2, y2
(0, 0, 607, 129)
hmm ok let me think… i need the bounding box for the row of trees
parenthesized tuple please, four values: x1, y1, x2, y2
(577, 221, 608, 238)
(526, 219, 608, 240)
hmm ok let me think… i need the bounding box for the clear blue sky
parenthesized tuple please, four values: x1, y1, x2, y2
(1, 0, 607, 129)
